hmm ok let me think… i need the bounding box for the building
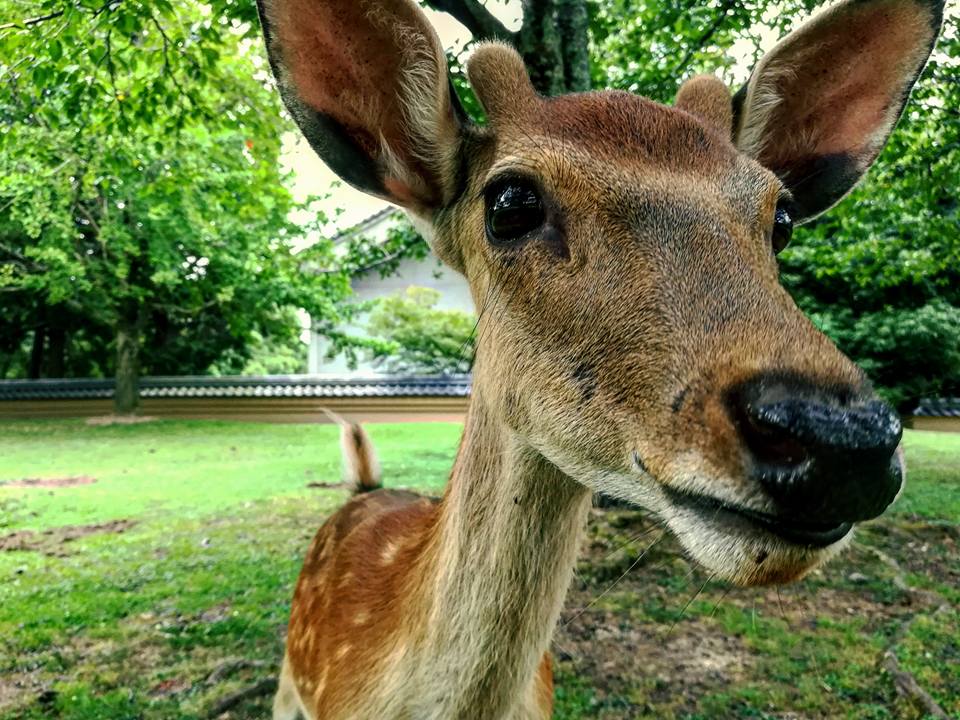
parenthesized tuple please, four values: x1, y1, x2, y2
(307, 209, 474, 375)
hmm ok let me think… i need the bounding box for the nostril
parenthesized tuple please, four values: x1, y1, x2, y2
(751, 397, 901, 461)
(739, 401, 809, 468)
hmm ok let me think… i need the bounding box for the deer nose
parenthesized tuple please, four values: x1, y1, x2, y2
(734, 380, 903, 524)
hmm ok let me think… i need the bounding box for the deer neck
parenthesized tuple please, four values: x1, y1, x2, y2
(416, 389, 592, 717)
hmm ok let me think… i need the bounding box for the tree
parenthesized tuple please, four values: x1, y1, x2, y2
(0, 0, 264, 137)
(366, 287, 475, 375)
(778, 13, 960, 410)
(0, 0, 349, 412)
(209, 307, 310, 376)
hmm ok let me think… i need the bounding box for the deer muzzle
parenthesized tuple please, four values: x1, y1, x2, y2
(734, 380, 903, 530)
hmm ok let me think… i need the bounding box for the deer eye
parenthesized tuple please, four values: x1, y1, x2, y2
(484, 177, 545, 244)
(772, 203, 794, 254)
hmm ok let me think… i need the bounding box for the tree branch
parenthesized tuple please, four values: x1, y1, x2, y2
(149, 13, 190, 112)
(0, 243, 45, 273)
(423, 0, 514, 42)
(860, 543, 952, 719)
(203, 658, 268, 685)
(0, 1, 118, 33)
(883, 650, 950, 720)
(206, 678, 277, 718)
(76, 203, 102, 236)
(671, 0, 735, 78)
(0, 11, 64, 32)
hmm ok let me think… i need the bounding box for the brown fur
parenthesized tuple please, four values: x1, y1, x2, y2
(286, 490, 438, 716)
(675, 75, 733, 136)
(347, 424, 380, 492)
(260, 0, 944, 717)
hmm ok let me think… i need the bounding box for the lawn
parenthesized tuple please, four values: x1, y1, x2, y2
(1, 420, 957, 719)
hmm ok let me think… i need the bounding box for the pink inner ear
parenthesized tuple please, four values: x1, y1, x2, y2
(383, 177, 419, 207)
(269, 0, 405, 157)
(759, 0, 931, 171)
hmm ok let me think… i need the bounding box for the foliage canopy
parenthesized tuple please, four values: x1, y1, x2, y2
(1, 0, 957, 411)
(0, 0, 348, 409)
(366, 286, 475, 375)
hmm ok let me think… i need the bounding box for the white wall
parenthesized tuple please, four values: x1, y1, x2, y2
(308, 218, 474, 375)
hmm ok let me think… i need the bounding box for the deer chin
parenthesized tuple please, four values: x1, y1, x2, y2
(655, 495, 852, 586)
(625, 467, 853, 586)
(544, 447, 851, 587)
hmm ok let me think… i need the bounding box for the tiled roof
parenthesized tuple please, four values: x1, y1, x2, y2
(0, 375, 472, 401)
(912, 398, 960, 418)
(331, 207, 401, 243)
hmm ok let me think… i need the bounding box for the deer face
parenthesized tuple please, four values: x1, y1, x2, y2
(259, 0, 943, 585)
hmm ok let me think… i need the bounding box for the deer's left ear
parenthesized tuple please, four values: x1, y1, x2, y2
(733, 0, 945, 222)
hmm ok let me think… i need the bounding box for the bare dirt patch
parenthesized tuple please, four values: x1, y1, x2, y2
(305, 481, 348, 490)
(551, 508, 936, 716)
(556, 611, 752, 703)
(0, 669, 49, 714)
(0, 519, 136, 556)
(861, 520, 960, 596)
(85, 415, 156, 426)
(149, 677, 193, 697)
(2, 475, 97, 489)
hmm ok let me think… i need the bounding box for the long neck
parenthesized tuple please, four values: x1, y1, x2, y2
(415, 390, 592, 718)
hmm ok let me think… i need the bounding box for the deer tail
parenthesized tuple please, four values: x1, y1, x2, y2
(321, 408, 382, 494)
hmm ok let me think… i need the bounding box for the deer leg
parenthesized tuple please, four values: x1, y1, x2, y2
(272, 655, 302, 720)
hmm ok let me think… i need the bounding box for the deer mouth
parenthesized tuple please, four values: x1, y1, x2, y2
(663, 488, 851, 548)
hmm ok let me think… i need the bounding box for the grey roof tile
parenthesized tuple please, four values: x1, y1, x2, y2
(0, 375, 472, 401)
(912, 398, 960, 417)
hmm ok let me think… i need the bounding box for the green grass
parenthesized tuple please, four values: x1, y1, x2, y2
(0, 420, 460, 719)
(0, 422, 957, 719)
(888, 430, 960, 520)
(0, 420, 459, 532)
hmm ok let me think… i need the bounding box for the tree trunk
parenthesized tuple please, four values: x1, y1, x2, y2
(44, 325, 66, 378)
(556, 0, 591, 92)
(28, 326, 44, 379)
(114, 308, 142, 415)
(425, 0, 591, 96)
(517, 0, 566, 96)
(514, 0, 590, 96)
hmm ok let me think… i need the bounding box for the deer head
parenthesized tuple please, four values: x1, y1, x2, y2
(259, 0, 944, 585)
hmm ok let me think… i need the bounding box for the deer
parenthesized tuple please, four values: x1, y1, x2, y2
(256, 0, 945, 716)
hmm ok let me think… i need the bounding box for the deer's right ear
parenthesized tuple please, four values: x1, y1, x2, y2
(257, 0, 468, 216)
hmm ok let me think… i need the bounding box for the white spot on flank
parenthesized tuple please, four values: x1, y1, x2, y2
(354, 610, 369, 625)
(335, 643, 352, 660)
(314, 668, 327, 701)
(381, 541, 399, 564)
